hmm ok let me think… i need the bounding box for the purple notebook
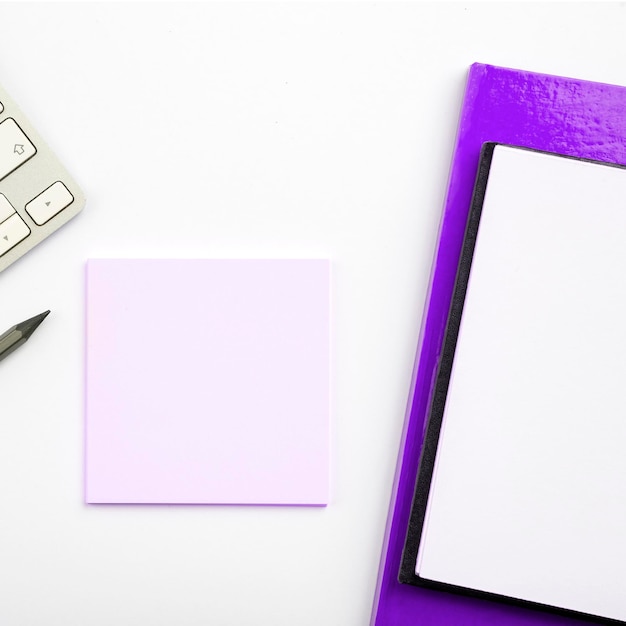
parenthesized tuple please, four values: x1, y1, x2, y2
(371, 63, 626, 626)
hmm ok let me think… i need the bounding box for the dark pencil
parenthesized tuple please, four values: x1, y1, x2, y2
(0, 311, 50, 363)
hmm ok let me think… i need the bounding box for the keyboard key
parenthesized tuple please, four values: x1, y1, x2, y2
(0, 193, 15, 223)
(0, 82, 85, 273)
(0, 213, 30, 257)
(25, 181, 74, 225)
(0, 118, 36, 182)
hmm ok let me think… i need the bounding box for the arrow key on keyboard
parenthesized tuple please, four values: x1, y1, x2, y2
(0, 213, 30, 257)
(26, 181, 74, 225)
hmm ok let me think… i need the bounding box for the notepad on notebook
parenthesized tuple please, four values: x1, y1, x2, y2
(400, 143, 626, 623)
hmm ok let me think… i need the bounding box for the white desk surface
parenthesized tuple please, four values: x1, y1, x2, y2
(1, 3, 624, 625)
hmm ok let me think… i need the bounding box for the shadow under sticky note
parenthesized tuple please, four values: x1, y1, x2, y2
(85, 259, 330, 505)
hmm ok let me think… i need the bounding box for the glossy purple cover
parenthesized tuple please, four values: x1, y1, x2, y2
(372, 63, 626, 626)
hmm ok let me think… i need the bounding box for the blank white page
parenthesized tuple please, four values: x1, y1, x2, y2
(417, 145, 626, 622)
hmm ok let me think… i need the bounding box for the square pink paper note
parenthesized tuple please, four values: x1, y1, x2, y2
(85, 259, 330, 505)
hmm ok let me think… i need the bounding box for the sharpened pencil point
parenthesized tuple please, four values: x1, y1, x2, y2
(0, 310, 51, 363)
(16, 310, 51, 340)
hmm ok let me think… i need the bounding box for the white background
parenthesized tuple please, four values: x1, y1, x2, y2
(0, 3, 625, 625)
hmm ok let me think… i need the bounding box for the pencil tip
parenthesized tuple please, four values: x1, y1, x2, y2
(17, 310, 51, 340)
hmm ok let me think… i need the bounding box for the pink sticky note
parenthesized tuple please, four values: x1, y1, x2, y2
(85, 259, 330, 505)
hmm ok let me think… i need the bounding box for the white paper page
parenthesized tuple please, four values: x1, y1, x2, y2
(417, 145, 626, 622)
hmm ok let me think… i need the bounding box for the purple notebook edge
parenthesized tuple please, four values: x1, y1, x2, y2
(371, 63, 626, 626)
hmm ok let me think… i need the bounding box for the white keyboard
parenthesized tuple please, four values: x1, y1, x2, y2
(0, 82, 85, 273)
